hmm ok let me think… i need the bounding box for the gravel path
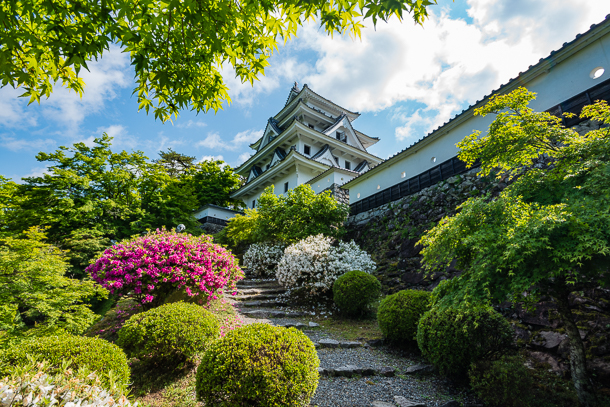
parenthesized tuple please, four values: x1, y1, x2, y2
(231, 278, 476, 407)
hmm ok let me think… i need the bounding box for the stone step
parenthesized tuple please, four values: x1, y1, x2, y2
(313, 339, 364, 349)
(236, 300, 283, 308)
(236, 287, 286, 295)
(233, 293, 280, 301)
(237, 279, 281, 288)
(241, 309, 305, 319)
(318, 365, 395, 378)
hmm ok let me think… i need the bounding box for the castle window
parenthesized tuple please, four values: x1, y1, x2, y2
(345, 161, 351, 170)
(252, 199, 256, 208)
(336, 131, 341, 140)
(304, 145, 311, 155)
(266, 164, 270, 170)
(308, 124, 314, 129)
(284, 182, 289, 193)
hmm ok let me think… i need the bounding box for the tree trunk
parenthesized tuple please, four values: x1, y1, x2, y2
(554, 286, 598, 407)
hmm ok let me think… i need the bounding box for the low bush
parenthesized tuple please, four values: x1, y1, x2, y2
(416, 304, 514, 376)
(85, 299, 142, 343)
(196, 323, 319, 407)
(377, 290, 431, 344)
(0, 358, 135, 407)
(242, 242, 286, 277)
(333, 270, 381, 318)
(117, 302, 220, 363)
(469, 354, 579, 407)
(0, 335, 130, 388)
(276, 234, 375, 296)
(86, 229, 243, 308)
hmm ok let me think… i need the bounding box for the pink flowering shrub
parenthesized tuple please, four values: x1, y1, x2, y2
(86, 229, 243, 308)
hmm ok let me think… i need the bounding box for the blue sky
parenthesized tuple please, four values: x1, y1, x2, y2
(1, 0, 610, 180)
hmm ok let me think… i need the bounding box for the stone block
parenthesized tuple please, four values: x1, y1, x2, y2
(318, 339, 340, 348)
(404, 364, 433, 375)
(372, 402, 395, 407)
(378, 367, 395, 377)
(340, 341, 363, 348)
(394, 396, 427, 407)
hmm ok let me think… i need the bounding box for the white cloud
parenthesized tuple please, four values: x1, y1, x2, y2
(196, 129, 263, 151)
(95, 124, 138, 149)
(0, 134, 56, 152)
(237, 152, 253, 165)
(176, 120, 207, 129)
(266, 0, 610, 143)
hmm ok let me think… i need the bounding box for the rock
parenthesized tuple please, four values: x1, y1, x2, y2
(404, 363, 433, 375)
(361, 367, 376, 376)
(394, 396, 427, 407)
(378, 367, 395, 377)
(401, 272, 424, 285)
(335, 365, 359, 377)
(528, 351, 567, 376)
(309, 321, 320, 327)
(532, 331, 566, 349)
(340, 341, 363, 348)
(372, 402, 395, 407)
(317, 367, 328, 376)
(439, 402, 460, 407)
(318, 339, 340, 348)
(294, 322, 306, 329)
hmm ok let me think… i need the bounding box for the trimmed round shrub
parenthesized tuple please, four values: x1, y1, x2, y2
(196, 323, 319, 407)
(417, 305, 514, 376)
(377, 290, 431, 344)
(333, 270, 381, 318)
(243, 242, 285, 277)
(469, 355, 534, 407)
(0, 359, 135, 407)
(117, 302, 220, 363)
(276, 234, 375, 296)
(0, 335, 130, 388)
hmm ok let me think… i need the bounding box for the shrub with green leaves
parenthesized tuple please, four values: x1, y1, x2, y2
(117, 302, 220, 363)
(377, 290, 431, 344)
(333, 270, 381, 318)
(0, 335, 130, 388)
(416, 305, 513, 376)
(196, 323, 319, 407)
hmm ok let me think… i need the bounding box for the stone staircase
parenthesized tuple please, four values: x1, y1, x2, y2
(231, 277, 305, 319)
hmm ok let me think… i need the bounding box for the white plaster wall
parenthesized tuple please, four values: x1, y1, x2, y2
(349, 34, 610, 205)
(309, 170, 357, 194)
(193, 206, 239, 221)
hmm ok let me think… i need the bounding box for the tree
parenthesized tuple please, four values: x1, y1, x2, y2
(152, 149, 197, 178)
(1, 0, 436, 121)
(0, 227, 103, 342)
(2, 134, 202, 277)
(419, 88, 610, 407)
(188, 159, 244, 209)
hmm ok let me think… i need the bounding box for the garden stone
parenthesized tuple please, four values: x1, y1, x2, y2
(317, 367, 328, 376)
(394, 396, 427, 407)
(309, 321, 320, 327)
(372, 402, 395, 407)
(340, 341, 363, 348)
(378, 367, 395, 377)
(319, 339, 340, 348)
(404, 363, 433, 374)
(335, 365, 360, 377)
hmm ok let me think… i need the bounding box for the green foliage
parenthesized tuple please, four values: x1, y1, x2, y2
(0, 227, 103, 340)
(0, 334, 130, 388)
(117, 302, 220, 363)
(377, 290, 430, 344)
(1, 0, 436, 122)
(416, 305, 514, 376)
(188, 159, 245, 210)
(333, 270, 381, 318)
(225, 184, 349, 246)
(469, 354, 579, 407)
(469, 354, 535, 407)
(196, 323, 319, 407)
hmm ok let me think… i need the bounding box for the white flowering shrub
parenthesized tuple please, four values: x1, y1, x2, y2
(276, 234, 376, 296)
(242, 242, 285, 277)
(0, 359, 136, 407)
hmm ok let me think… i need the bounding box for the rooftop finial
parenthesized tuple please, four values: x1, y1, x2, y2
(292, 81, 299, 92)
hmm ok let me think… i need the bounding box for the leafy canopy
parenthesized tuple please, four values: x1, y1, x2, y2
(420, 88, 610, 308)
(0, 227, 104, 341)
(1, 0, 437, 122)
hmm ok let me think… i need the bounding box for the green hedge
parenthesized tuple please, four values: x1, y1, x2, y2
(417, 304, 513, 376)
(0, 335, 130, 388)
(377, 290, 431, 344)
(333, 270, 381, 318)
(196, 323, 319, 407)
(117, 302, 220, 363)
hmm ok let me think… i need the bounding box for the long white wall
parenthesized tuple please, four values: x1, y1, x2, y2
(349, 32, 610, 205)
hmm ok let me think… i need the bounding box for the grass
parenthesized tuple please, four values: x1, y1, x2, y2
(315, 315, 383, 342)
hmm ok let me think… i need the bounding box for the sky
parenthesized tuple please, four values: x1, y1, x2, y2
(2, 0, 610, 181)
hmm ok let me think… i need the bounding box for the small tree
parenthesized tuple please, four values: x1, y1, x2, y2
(419, 88, 610, 407)
(0, 228, 103, 340)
